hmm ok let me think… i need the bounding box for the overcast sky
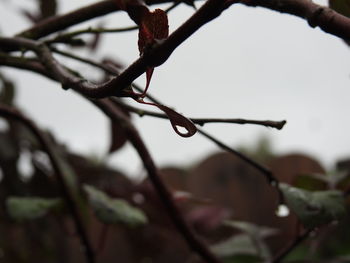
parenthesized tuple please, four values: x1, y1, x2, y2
(1, 0, 350, 178)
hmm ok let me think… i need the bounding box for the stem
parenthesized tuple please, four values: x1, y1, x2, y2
(198, 128, 284, 204)
(115, 99, 286, 129)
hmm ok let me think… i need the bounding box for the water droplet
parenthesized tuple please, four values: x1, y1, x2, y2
(132, 193, 145, 204)
(276, 204, 290, 217)
(175, 125, 189, 136)
(0, 119, 9, 131)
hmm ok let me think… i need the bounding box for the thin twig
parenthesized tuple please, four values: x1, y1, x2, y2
(44, 1, 181, 45)
(113, 98, 286, 129)
(198, 128, 284, 204)
(51, 47, 163, 104)
(0, 104, 96, 263)
(45, 25, 138, 45)
(94, 99, 221, 263)
(0, 53, 56, 80)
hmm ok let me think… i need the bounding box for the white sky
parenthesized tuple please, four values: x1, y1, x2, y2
(1, 0, 350, 178)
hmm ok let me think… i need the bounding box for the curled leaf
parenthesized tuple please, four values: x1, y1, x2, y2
(157, 104, 197, 137)
(137, 99, 197, 137)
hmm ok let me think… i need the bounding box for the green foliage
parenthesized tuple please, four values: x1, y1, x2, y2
(280, 183, 346, 229)
(83, 184, 148, 226)
(211, 221, 278, 261)
(6, 197, 62, 221)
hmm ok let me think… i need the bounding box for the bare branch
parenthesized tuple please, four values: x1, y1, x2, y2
(241, 0, 350, 41)
(114, 98, 287, 129)
(45, 25, 138, 45)
(0, 52, 56, 80)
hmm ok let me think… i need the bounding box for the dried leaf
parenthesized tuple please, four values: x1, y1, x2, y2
(109, 105, 130, 154)
(109, 122, 127, 153)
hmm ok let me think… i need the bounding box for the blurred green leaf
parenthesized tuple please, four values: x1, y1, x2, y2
(222, 221, 278, 261)
(294, 174, 327, 191)
(83, 184, 148, 226)
(280, 183, 346, 228)
(211, 234, 260, 258)
(224, 220, 278, 239)
(6, 197, 62, 221)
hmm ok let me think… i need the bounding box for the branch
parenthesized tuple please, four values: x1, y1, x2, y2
(197, 128, 284, 204)
(17, 1, 118, 40)
(114, 98, 287, 129)
(16, 0, 182, 41)
(44, 1, 181, 45)
(240, 0, 350, 41)
(12, 0, 350, 47)
(45, 25, 138, 45)
(93, 99, 221, 263)
(1, 0, 236, 98)
(0, 104, 96, 263)
(0, 53, 56, 80)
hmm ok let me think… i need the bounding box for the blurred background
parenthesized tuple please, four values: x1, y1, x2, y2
(0, 0, 350, 178)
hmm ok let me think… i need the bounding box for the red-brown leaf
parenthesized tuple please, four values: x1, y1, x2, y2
(137, 100, 197, 138)
(108, 107, 131, 153)
(138, 9, 169, 55)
